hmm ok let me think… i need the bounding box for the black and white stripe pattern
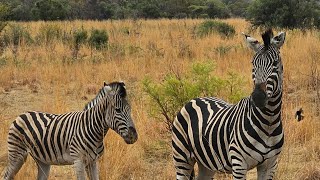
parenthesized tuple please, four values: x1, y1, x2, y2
(4, 82, 138, 180)
(172, 29, 286, 180)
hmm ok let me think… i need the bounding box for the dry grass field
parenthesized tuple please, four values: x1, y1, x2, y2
(0, 19, 319, 179)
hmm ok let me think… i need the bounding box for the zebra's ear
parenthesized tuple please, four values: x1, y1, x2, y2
(103, 85, 112, 92)
(271, 32, 286, 49)
(242, 32, 261, 52)
(103, 81, 108, 86)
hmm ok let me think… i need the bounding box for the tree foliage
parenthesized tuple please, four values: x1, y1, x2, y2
(247, 0, 320, 29)
(1, 0, 240, 20)
(32, 0, 70, 21)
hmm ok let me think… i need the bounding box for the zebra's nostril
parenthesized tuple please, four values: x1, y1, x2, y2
(255, 83, 267, 92)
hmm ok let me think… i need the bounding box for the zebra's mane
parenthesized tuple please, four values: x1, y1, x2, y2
(262, 29, 273, 49)
(83, 81, 127, 110)
(84, 86, 108, 110)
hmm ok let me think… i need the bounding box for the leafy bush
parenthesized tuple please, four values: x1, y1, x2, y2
(142, 61, 246, 130)
(197, 20, 235, 38)
(89, 29, 108, 50)
(72, 28, 88, 59)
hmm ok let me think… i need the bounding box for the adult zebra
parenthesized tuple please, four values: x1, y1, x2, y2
(172, 29, 286, 180)
(3, 81, 138, 180)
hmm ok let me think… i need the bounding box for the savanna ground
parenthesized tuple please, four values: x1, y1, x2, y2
(0, 19, 319, 179)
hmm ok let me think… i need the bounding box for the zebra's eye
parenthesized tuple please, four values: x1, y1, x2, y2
(273, 61, 277, 66)
(115, 108, 121, 113)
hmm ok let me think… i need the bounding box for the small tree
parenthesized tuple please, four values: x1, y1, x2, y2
(143, 61, 246, 131)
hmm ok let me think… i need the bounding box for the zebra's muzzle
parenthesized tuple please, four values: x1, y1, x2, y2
(123, 127, 138, 144)
(251, 83, 268, 108)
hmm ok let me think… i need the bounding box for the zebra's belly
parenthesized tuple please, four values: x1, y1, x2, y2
(30, 148, 75, 165)
(191, 135, 233, 172)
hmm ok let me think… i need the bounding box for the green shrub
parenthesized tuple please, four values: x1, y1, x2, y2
(197, 20, 235, 38)
(142, 61, 246, 130)
(72, 28, 88, 59)
(89, 29, 108, 50)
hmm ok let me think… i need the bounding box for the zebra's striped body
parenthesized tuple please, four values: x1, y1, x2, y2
(4, 82, 138, 180)
(172, 30, 286, 179)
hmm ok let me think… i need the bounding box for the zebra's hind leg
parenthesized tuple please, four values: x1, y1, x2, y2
(36, 161, 51, 180)
(85, 161, 99, 180)
(197, 163, 214, 180)
(172, 150, 196, 180)
(3, 150, 28, 180)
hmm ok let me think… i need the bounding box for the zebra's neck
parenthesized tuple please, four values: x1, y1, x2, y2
(84, 95, 110, 141)
(250, 91, 282, 126)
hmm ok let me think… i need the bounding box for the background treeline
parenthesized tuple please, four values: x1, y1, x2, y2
(0, 0, 320, 29)
(0, 0, 250, 20)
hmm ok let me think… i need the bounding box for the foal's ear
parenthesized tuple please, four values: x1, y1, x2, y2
(271, 32, 286, 49)
(242, 32, 261, 52)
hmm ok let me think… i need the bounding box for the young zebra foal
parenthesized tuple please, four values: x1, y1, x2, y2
(4, 82, 138, 180)
(172, 29, 286, 180)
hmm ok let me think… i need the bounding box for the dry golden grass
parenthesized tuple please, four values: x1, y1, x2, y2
(0, 19, 319, 179)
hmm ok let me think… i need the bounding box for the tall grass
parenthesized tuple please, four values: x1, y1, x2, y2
(0, 19, 319, 179)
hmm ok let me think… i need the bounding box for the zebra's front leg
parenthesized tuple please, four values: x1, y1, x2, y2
(74, 159, 86, 180)
(231, 158, 247, 180)
(86, 161, 99, 180)
(257, 157, 278, 180)
(36, 161, 51, 180)
(197, 163, 214, 180)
